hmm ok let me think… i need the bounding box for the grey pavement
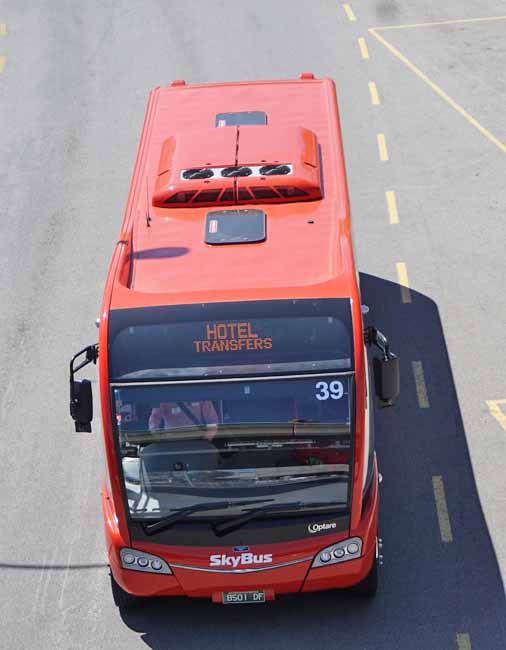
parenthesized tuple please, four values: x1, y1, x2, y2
(1, 1, 505, 648)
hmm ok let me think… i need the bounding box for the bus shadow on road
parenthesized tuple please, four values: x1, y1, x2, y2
(119, 273, 506, 650)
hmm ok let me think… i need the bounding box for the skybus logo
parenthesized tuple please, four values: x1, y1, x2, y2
(209, 553, 273, 568)
(193, 322, 273, 353)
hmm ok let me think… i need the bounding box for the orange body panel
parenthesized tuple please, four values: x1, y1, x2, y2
(98, 75, 375, 601)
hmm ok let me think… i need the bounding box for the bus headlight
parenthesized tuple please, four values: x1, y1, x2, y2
(312, 537, 362, 568)
(120, 548, 172, 574)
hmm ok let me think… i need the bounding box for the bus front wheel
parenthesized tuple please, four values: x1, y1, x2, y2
(350, 555, 378, 598)
(110, 572, 139, 609)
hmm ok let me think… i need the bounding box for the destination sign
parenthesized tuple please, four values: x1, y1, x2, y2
(194, 321, 273, 353)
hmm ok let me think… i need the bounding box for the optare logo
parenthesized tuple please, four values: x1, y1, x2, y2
(233, 546, 249, 552)
(308, 522, 337, 534)
(209, 553, 273, 568)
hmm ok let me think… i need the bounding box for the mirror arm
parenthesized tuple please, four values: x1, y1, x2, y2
(69, 344, 99, 403)
(365, 326, 396, 362)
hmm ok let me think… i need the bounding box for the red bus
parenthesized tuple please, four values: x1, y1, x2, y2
(69, 74, 399, 608)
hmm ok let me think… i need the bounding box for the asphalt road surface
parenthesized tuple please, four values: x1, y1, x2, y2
(1, 1, 506, 648)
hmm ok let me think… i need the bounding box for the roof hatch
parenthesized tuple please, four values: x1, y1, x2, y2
(205, 209, 266, 245)
(215, 111, 267, 126)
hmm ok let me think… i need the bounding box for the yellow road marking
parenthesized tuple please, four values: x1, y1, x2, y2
(385, 190, 398, 223)
(377, 133, 389, 161)
(0, 23, 7, 36)
(343, 4, 356, 22)
(0, 56, 5, 73)
(358, 37, 369, 60)
(456, 632, 472, 650)
(368, 28, 506, 154)
(368, 81, 380, 105)
(432, 476, 453, 543)
(373, 15, 506, 31)
(486, 399, 506, 431)
(412, 361, 429, 408)
(396, 262, 411, 303)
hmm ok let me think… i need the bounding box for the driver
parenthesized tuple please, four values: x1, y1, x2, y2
(145, 401, 220, 475)
(148, 401, 219, 437)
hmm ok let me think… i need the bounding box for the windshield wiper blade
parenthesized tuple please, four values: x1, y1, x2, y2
(213, 501, 346, 536)
(143, 498, 275, 536)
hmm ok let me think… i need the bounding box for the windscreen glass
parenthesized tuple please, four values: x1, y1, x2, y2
(114, 374, 353, 521)
(109, 299, 353, 380)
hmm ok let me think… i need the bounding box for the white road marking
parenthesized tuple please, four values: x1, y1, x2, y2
(432, 476, 454, 543)
(412, 361, 430, 408)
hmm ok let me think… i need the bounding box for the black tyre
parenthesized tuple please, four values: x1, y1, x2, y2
(110, 572, 139, 609)
(350, 555, 378, 598)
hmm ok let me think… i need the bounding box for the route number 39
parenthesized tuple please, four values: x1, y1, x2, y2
(315, 380, 344, 401)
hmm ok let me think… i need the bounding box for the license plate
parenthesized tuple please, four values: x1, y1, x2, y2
(222, 591, 266, 604)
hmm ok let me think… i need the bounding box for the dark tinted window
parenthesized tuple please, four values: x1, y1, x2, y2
(164, 191, 197, 204)
(275, 186, 309, 198)
(205, 209, 265, 245)
(193, 190, 221, 203)
(220, 188, 234, 202)
(215, 111, 267, 126)
(237, 187, 253, 201)
(109, 299, 353, 380)
(251, 187, 279, 199)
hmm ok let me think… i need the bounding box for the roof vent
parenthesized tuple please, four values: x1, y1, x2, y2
(205, 209, 266, 245)
(153, 125, 322, 208)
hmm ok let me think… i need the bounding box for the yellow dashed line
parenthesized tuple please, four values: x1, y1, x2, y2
(377, 133, 389, 161)
(412, 361, 430, 408)
(358, 37, 369, 60)
(343, 4, 356, 22)
(432, 476, 453, 543)
(368, 81, 380, 105)
(385, 190, 398, 224)
(368, 27, 506, 154)
(0, 56, 5, 73)
(372, 14, 506, 31)
(456, 633, 472, 650)
(486, 399, 506, 431)
(396, 262, 411, 303)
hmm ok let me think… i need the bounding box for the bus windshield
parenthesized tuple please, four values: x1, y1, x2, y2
(113, 374, 353, 522)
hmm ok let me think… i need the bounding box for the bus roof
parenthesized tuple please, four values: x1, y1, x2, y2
(107, 75, 358, 311)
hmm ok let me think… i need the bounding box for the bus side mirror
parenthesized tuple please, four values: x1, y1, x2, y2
(70, 379, 93, 432)
(69, 344, 98, 433)
(374, 355, 400, 406)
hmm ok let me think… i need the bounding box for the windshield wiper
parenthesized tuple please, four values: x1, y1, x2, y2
(213, 500, 347, 536)
(142, 498, 275, 536)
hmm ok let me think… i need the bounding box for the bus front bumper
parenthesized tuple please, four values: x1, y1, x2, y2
(108, 541, 376, 599)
